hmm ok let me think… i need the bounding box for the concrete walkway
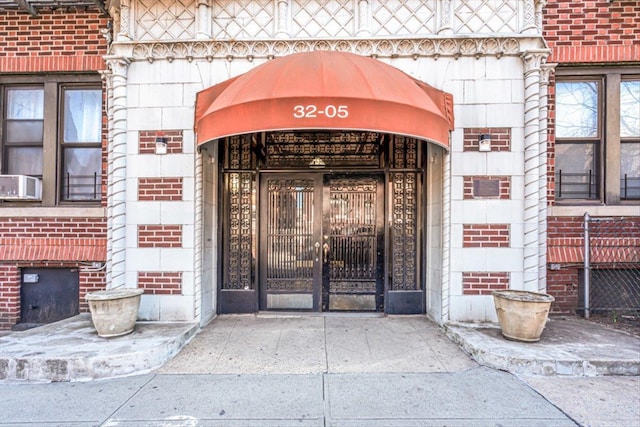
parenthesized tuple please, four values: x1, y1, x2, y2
(0, 313, 638, 382)
(0, 313, 638, 426)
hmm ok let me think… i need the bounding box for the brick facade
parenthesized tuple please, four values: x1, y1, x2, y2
(543, 1, 640, 314)
(462, 272, 510, 296)
(138, 178, 184, 201)
(463, 224, 510, 248)
(138, 272, 183, 295)
(0, 10, 108, 72)
(463, 176, 511, 200)
(0, 8, 108, 330)
(463, 128, 511, 152)
(137, 225, 183, 248)
(544, 0, 640, 63)
(139, 130, 184, 154)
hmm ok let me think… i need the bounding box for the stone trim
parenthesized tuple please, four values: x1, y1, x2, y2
(118, 37, 532, 63)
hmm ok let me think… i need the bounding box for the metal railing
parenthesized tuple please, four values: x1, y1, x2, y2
(620, 175, 640, 200)
(63, 173, 102, 201)
(583, 213, 640, 318)
(556, 170, 598, 199)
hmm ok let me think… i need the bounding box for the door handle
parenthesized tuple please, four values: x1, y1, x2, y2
(323, 243, 330, 263)
(314, 242, 320, 257)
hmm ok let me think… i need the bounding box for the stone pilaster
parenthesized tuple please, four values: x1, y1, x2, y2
(538, 63, 554, 292)
(104, 56, 131, 289)
(521, 51, 547, 291)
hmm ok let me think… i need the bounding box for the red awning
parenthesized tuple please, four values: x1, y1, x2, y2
(195, 50, 454, 148)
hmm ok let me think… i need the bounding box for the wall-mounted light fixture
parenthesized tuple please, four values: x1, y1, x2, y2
(478, 134, 491, 152)
(309, 156, 326, 169)
(155, 134, 168, 155)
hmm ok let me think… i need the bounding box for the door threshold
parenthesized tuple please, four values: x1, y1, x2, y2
(256, 311, 385, 318)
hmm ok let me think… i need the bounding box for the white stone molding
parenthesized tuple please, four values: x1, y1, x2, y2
(521, 50, 548, 291)
(124, 36, 530, 63)
(276, 0, 289, 38)
(194, 148, 204, 324)
(438, 0, 453, 35)
(535, 0, 547, 34)
(112, 1, 535, 42)
(356, 0, 369, 37)
(522, 0, 537, 35)
(118, 0, 132, 41)
(196, 0, 212, 39)
(100, 68, 114, 285)
(537, 62, 555, 292)
(441, 149, 451, 322)
(104, 56, 131, 290)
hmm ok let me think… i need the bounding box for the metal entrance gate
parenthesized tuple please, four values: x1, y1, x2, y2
(259, 174, 383, 311)
(218, 132, 425, 314)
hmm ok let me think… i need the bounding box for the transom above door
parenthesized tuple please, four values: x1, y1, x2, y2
(260, 173, 384, 311)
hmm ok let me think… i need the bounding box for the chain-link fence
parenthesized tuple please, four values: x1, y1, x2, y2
(582, 214, 640, 318)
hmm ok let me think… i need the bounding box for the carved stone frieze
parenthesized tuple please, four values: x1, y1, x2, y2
(124, 37, 526, 62)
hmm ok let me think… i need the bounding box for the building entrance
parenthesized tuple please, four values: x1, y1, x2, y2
(218, 132, 426, 315)
(260, 173, 384, 311)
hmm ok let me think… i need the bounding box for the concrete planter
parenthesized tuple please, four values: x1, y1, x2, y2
(493, 290, 555, 342)
(86, 288, 144, 338)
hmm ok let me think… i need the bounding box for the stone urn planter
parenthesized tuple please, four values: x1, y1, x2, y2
(492, 290, 555, 342)
(85, 288, 144, 338)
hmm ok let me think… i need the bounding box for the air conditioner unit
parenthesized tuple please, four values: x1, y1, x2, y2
(0, 175, 42, 200)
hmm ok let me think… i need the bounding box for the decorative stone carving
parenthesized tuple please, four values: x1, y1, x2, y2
(126, 37, 524, 62)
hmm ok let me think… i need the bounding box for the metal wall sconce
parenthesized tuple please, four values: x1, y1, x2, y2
(155, 136, 168, 155)
(478, 134, 491, 152)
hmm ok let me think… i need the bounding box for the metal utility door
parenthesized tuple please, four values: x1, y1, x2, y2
(260, 173, 383, 311)
(20, 268, 79, 325)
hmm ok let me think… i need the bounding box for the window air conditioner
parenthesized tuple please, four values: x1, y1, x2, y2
(0, 175, 42, 200)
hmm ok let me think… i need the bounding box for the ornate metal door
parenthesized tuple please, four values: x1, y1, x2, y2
(260, 173, 383, 311)
(260, 174, 323, 310)
(323, 175, 384, 311)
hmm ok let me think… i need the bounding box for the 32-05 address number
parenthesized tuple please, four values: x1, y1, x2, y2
(293, 105, 349, 119)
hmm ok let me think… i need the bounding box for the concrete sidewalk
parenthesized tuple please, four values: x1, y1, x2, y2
(0, 313, 638, 382)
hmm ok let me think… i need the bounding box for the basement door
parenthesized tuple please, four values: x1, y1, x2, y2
(259, 173, 384, 311)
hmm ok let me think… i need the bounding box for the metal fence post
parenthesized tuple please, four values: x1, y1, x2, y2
(584, 212, 590, 319)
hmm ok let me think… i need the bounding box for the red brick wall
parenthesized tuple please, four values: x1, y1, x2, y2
(0, 265, 20, 330)
(139, 131, 184, 154)
(463, 176, 511, 199)
(463, 128, 511, 152)
(138, 178, 184, 201)
(138, 272, 182, 295)
(544, 0, 640, 63)
(463, 224, 510, 248)
(544, 1, 640, 202)
(138, 225, 183, 248)
(462, 272, 510, 296)
(0, 10, 108, 72)
(0, 217, 107, 329)
(0, 9, 109, 330)
(546, 216, 640, 314)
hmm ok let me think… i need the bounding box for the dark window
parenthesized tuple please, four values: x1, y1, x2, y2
(555, 70, 640, 204)
(61, 88, 102, 201)
(0, 76, 103, 205)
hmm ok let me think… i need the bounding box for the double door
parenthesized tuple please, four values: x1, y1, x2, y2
(260, 173, 384, 311)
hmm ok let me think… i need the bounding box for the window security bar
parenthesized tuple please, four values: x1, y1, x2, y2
(556, 169, 598, 199)
(64, 173, 101, 200)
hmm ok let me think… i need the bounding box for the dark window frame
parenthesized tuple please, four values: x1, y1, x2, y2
(555, 66, 640, 205)
(0, 74, 104, 207)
